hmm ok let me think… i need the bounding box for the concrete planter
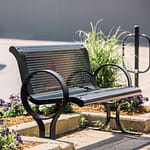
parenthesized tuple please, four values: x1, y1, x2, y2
(82, 112, 150, 133)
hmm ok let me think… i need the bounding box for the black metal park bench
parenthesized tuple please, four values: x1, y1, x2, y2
(9, 43, 142, 139)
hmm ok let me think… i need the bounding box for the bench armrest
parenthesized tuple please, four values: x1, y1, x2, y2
(21, 69, 69, 116)
(93, 63, 132, 87)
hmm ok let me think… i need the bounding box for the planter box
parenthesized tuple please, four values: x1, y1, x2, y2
(82, 112, 150, 133)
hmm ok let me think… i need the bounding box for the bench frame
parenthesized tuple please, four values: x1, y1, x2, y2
(9, 44, 142, 139)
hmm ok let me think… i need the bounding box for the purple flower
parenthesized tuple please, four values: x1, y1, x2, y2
(3, 105, 9, 112)
(9, 94, 15, 101)
(137, 95, 144, 104)
(0, 99, 5, 106)
(18, 100, 23, 106)
(124, 97, 133, 102)
(0, 119, 3, 125)
(15, 133, 23, 144)
(6, 102, 11, 107)
(3, 128, 10, 136)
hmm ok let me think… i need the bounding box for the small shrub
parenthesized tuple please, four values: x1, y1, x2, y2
(80, 116, 88, 128)
(0, 119, 23, 150)
(32, 102, 73, 116)
(0, 94, 74, 118)
(0, 94, 26, 118)
(110, 95, 146, 111)
(93, 120, 110, 131)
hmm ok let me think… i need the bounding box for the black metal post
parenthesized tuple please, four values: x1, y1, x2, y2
(122, 25, 150, 88)
(134, 26, 140, 87)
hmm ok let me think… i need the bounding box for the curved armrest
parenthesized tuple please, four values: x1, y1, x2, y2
(21, 69, 69, 117)
(93, 63, 132, 87)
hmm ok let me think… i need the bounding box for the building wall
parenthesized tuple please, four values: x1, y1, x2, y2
(0, 0, 149, 41)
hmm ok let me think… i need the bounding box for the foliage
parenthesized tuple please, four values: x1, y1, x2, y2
(110, 95, 146, 111)
(0, 94, 27, 118)
(78, 19, 127, 87)
(0, 94, 74, 119)
(80, 116, 88, 128)
(93, 120, 110, 131)
(32, 102, 73, 116)
(0, 119, 23, 150)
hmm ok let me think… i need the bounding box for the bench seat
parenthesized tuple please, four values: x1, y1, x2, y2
(31, 86, 141, 107)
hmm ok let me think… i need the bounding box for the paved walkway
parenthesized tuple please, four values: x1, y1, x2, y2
(59, 129, 150, 150)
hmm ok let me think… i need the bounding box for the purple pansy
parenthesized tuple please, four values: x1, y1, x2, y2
(0, 99, 5, 106)
(15, 133, 23, 144)
(3, 128, 11, 136)
(0, 119, 3, 125)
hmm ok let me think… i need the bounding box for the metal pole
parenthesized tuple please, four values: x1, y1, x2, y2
(134, 25, 139, 87)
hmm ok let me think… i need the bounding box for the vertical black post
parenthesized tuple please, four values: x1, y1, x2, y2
(134, 25, 139, 87)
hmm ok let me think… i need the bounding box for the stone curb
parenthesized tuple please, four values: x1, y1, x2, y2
(82, 112, 150, 133)
(22, 136, 74, 150)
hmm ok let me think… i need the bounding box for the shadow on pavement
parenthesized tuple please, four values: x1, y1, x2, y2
(78, 132, 150, 150)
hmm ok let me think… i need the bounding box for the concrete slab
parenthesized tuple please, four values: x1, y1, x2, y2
(22, 136, 74, 150)
(59, 129, 150, 150)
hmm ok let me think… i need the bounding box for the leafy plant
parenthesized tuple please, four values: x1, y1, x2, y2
(0, 119, 23, 150)
(0, 94, 26, 118)
(78, 19, 127, 87)
(110, 95, 146, 111)
(80, 116, 88, 128)
(31, 102, 73, 116)
(93, 120, 110, 131)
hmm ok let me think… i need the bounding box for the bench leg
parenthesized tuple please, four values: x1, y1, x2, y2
(22, 102, 46, 138)
(35, 118, 46, 138)
(92, 102, 141, 135)
(91, 103, 111, 130)
(50, 114, 60, 139)
(50, 101, 67, 139)
(115, 101, 142, 135)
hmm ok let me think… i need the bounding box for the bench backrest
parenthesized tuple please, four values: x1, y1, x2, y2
(10, 44, 96, 95)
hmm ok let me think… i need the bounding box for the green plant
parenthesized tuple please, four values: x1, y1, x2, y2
(0, 94, 73, 118)
(80, 116, 88, 128)
(0, 94, 26, 118)
(93, 120, 110, 131)
(64, 102, 74, 113)
(0, 119, 23, 150)
(31, 102, 73, 116)
(110, 95, 146, 112)
(78, 20, 127, 87)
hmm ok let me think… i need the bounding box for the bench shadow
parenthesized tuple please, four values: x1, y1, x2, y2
(77, 132, 150, 150)
(0, 64, 6, 70)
